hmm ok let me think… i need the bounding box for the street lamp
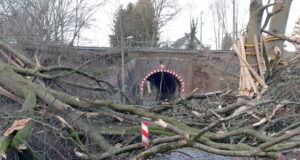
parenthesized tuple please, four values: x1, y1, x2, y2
(126, 36, 133, 48)
(200, 11, 204, 47)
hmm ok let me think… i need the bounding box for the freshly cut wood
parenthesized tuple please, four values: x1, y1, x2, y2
(233, 42, 258, 96)
(233, 43, 267, 89)
(254, 35, 265, 81)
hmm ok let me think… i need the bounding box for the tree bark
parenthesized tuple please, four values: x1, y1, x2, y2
(245, 0, 264, 72)
(265, 0, 293, 73)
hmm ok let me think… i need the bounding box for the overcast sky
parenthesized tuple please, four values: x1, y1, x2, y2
(80, 0, 300, 49)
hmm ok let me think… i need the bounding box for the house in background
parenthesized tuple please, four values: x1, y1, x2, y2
(171, 33, 208, 50)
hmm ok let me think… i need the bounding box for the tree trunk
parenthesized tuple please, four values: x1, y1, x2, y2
(245, 0, 264, 72)
(265, 0, 293, 73)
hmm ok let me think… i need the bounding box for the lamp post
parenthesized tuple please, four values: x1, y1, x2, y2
(232, 0, 236, 41)
(117, 0, 125, 103)
(126, 36, 133, 48)
(200, 11, 204, 47)
(121, 35, 125, 103)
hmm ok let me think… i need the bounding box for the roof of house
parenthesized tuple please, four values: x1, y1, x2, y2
(171, 33, 204, 49)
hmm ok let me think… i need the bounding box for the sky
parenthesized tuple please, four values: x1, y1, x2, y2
(80, 0, 300, 49)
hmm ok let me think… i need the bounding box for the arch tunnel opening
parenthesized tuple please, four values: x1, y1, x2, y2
(141, 71, 183, 104)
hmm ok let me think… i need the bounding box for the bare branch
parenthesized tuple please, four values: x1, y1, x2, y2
(262, 29, 300, 45)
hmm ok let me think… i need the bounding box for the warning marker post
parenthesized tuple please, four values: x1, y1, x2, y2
(141, 121, 149, 147)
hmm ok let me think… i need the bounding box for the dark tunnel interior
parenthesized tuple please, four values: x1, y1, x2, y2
(144, 72, 180, 102)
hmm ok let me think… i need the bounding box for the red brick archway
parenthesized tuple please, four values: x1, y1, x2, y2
(140, 68, 185, 96)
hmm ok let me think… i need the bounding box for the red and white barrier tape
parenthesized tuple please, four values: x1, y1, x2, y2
(141, 121, 149, 147)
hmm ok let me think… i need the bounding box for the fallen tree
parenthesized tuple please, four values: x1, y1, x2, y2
(1, 0, 300, 159)
(0, 41, 300, 159)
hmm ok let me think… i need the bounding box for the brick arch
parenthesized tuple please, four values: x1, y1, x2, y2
(140, 68, 185, 96)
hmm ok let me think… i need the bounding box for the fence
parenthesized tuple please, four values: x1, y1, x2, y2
(110, 40, 211, 51)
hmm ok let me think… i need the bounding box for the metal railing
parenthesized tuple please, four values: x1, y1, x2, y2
(110, 40, 212, 51)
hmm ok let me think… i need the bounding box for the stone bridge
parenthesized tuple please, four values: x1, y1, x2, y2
(48, 48, 238, 104)
(121, 50, 238, 104)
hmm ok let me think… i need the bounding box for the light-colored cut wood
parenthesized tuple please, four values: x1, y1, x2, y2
(233, 43, 267, 89)
(254, 35, 265, 82)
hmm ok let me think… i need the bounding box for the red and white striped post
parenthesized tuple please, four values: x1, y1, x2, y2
(141, 121, 149, 147)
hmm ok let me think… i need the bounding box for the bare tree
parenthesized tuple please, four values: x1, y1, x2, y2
(263, 0, 292, 76)
(151, 0, 180, 43)
(231, 0, 294, 107)
(210, 0, 249, 50)
(242, 0, 293, 77)
(188, 18, 198, 50)
(0, 0, 105, 51)
(210, 0, 230, 50)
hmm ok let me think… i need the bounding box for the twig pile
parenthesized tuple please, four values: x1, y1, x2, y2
(0, 41, 300, 160)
